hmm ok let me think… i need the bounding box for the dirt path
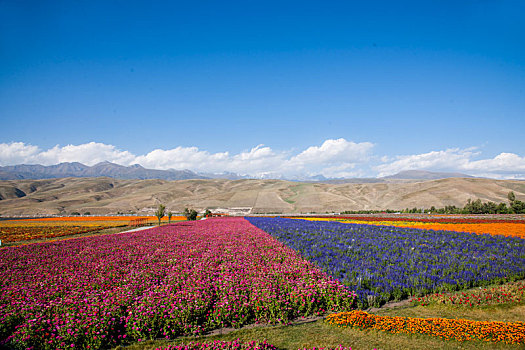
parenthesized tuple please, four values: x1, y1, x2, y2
(203, 298, 414, 337)
(367, 298, 413, 313)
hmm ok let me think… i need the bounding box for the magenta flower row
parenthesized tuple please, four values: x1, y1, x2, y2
(155, 339, 277, 350)
(155, 339, 357, 350)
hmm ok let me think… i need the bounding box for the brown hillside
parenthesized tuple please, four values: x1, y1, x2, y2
(0, 177, 523, 216)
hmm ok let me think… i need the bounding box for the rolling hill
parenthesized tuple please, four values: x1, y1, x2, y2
(0, 177, 523, 216)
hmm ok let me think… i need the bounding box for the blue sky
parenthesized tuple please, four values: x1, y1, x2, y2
(1, 0, 524, 179)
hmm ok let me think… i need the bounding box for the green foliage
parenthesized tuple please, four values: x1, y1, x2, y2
(184, 208, 198, 221)
(462, 196, 525, 214)
(168, 211, 173, 223)
(511, 200, 525, 214)
(83, 212, 91, 215)
(463, 199, 484, 214)
(343, 193, 524, 215)
(71, 211, 80, 216)
(504, 191, 525, 214)
(204, 209, 212, 217)
(155, 204, 166, 226)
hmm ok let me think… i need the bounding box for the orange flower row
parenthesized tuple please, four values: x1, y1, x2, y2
(384, 221, 525, 239)
(20, 216, 151, 222)
(0, 226, 106, 243)
(0, 216, 188, 243)
(0, 220, 129, 228)
(301, 218, 525, 239)
(326, 310, 525, 344)
(1, 216, 186, 226)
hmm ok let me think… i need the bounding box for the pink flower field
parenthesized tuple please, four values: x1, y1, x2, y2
(0, 217, 356, 349)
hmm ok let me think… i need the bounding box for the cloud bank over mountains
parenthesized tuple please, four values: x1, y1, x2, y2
(0, 140, 523, 180)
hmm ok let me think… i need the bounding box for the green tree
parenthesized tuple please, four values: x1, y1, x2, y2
(168, 211, 173, 223)
(481, 201, 497, 214)
(511, 200, 525, 214)
(184, 208, 198, 221)
(464, 198, 483, 214)
(496, 202, 508, 214)
(204, 209, 212, 217)
(508, 191, 516, 203)
(155, 204, 166, 226)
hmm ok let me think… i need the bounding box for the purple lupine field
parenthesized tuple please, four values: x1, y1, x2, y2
(0, 217, 355, 349)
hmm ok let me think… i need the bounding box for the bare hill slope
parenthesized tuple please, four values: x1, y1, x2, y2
(0, 177, 524, 216)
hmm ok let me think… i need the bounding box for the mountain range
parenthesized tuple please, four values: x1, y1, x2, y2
(0, 162, 476, 182)
(0, 162, 207, 181)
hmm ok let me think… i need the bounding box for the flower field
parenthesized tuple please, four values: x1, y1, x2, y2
(0, 216, 184, 243)
(18, 216, 185, 223)
(155, 340, 355, 350)
(246, 217, 525, 308)
(325, 310, 525, 344)
(298, 216, 525, 239)
(0, 217, 355, 349)
(156, 341, 354, 350)
(0, 225, 108, 243)
(156, 339, 278, 350)
(410, 280, 525, 307)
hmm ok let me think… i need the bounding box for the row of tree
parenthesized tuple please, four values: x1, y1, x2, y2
(154, 205, 201, 225)
(411, 192, 525, 214)
(342, 192, 525, 215)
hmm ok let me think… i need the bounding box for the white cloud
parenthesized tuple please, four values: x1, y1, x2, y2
(462, 153, 525, 172)
(230, 145, 287, 176)
(130, 140, 374, 179)
(0, 142, 40, 165)
(0, 142, 136, 166)
(1, 141, 524, 180)
(0, 139, 373, 179)
(375, 148, 477, 177)
(460, 153, 525, 179)
(132, 144, 286, 177)
(134, 147, 230, 171)
(318, 164, 368, 179)
(37, 142, 136, 166)
(290, 138, 373, 165)
(376, 148, 525, 179)
(282, 138, 374, 177)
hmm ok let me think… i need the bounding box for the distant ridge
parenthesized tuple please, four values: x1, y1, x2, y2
(0, 162, 478, 182)
(0, 162, 208, 181)
(381, 170, 475, 180)
(303, 170, 476, 184)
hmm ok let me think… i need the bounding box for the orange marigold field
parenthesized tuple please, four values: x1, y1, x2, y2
(326, 310, 525, 344)
(0, 216, 186, 243)
(301, 218, 525, 239)
(0, 225, 107, 243)
(18, 215, 185, 222)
